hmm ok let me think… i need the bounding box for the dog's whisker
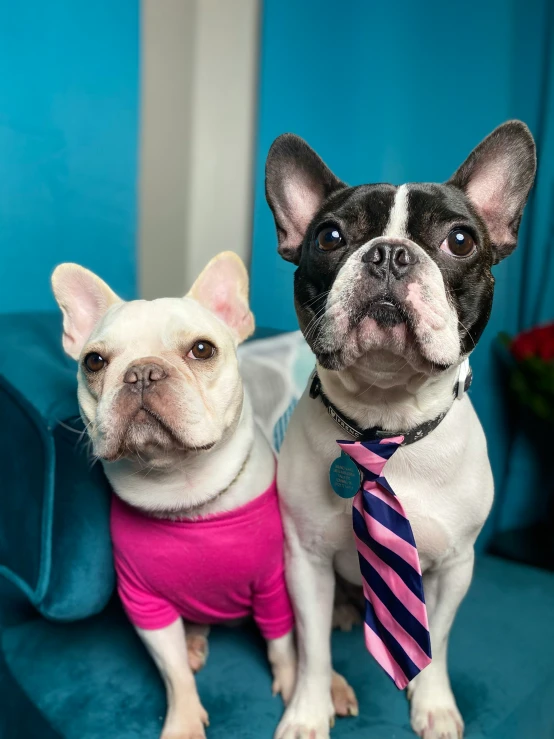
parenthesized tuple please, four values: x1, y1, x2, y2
(57, 418, 90, 435)
(303, 305, 327, 340)
(304, 305, 329, 343)
(457, 318, 476, 348)
(300, 291, 331, 311)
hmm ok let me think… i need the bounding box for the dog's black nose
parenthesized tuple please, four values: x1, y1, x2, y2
(362, 243, 417, 279)
(124, 362, 167, 391)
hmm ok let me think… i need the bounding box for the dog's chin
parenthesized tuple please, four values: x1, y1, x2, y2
(313, 305, 455, 374)
(96, 409, 216, 466)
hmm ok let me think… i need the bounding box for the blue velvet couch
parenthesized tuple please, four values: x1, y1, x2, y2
(1, 313, 554, 739)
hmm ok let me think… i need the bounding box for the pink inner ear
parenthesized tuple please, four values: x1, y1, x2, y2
(62, 301, 96, 355)
(465, 155, 520, 246)
(210, 288, 252, 337)
(280, 178, 323, 249)
(212, 293, 236, 325)
(468, 177, 515, 245)
(192, 257, 253, 341)
(218, 302, 252, 336)
(53, 267, 121, 359)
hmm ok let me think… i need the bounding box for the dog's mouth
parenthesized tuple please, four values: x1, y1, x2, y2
(363, 295, 409, 328)
(302, 255, 463, 373)
(130, 405, 184, 446)
(135, 406, 178, 434)
(312, 292, 444, 372)
(99, 405, 216, 463)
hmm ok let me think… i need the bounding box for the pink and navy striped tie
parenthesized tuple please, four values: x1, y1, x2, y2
(338, 436, 432, 689)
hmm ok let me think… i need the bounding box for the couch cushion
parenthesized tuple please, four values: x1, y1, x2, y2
(3, 556, 554, 739)
(0, 312, 114, 621)
(238, 330, 313, 451)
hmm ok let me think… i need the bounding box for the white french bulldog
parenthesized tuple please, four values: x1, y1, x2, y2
(264, 121, 536, 739)
(51, 252, 298, 739)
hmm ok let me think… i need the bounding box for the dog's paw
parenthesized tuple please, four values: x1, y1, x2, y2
(331, 670, 358, 717)
(274, 690, 333, 739)
(272, 662, 297, 704)
(161, 728, 206, 739)
(161, 704, 209, 739)
(332, 603, 362, 632)
(186, 633, 209, 673)
(274, 717, 330, 739)
(411, 703, 464, 739)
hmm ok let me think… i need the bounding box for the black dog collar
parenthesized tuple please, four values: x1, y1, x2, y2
(309, 365, 472, 446)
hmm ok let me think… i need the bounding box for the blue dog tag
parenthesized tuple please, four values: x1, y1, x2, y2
(329, 452, 362, 498)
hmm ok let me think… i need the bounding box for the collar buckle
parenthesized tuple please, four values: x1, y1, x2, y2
(309, 371, 321, 399)
(456, 358, 471, 400)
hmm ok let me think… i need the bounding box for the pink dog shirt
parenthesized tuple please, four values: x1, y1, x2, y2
(110, 478, 294, 640)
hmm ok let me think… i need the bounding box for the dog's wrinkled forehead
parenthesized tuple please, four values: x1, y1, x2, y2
(265, 122, 536, 270)
(304, 180, 487, 268)
(296, 179, 496, 318)
(88, 298, 229, 356)
(51, 251, 255, 365)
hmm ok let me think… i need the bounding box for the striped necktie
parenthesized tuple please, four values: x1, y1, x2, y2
(337, 436, 432, 689)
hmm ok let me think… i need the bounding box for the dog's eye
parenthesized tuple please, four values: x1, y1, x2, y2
(188, 340, 216, 360)
(441, 229, 476, 257)
(315, 225, 344, 252)
(84, 352, 107, 372)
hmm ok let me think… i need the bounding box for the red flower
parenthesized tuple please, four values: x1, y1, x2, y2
(511, 322, 554, 362)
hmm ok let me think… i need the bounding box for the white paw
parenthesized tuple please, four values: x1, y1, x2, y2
(331, 670, 358, 717)
(161, 724, 206, 739)
(274, 690, 333, 739)
(411, 702, 464, 739)
(161, 704, 209, 739)
(272, 662, 297, 704)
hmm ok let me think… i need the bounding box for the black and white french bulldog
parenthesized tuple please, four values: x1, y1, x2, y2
(265, 121, 536, 739)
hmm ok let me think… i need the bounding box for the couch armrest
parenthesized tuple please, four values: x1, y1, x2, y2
(0, 372, 114, 622)
(0, 578, 62, 739)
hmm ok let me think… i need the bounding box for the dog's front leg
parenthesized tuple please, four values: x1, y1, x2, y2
(268, 631, 297, 704)
(275, 525, 335, 739)
(408, 550, 475, 739)
(137, 619, 209, 739)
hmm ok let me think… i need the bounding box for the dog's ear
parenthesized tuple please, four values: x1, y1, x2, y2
(265, 134, 345, 264)
(52, 264, 122, 359)
(187, 251, 255, 344)
(448, 120, 536, 264)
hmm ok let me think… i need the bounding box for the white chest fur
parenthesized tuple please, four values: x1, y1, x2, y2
(104, 392, 275, 518)
(277, 388, 494, 581)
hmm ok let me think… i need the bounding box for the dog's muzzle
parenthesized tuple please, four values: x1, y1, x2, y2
(123, 360, 168, 394)
(361, 239, 419, 281)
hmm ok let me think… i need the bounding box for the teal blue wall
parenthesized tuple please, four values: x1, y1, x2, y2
(251, 0, 552, 546)
(251, 0, 548, 331)
(0, 0, 139, 312)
